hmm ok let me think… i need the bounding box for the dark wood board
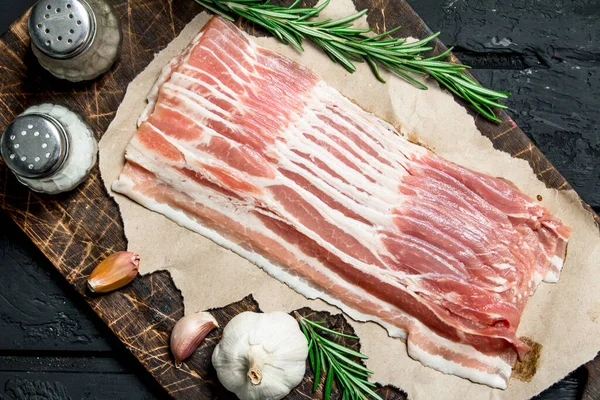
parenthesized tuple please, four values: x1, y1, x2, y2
(0, 0, 598, 398)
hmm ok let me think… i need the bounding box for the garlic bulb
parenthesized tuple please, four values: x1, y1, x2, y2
(212, 311, 308, 400)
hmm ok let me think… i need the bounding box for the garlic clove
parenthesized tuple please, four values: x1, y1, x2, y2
(87, 251, 140, 293)
(171, 311, 218, 367)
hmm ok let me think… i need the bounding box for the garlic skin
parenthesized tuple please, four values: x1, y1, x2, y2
(87, 251, 140, 293)
(171, 311, 218, 367)
(212, 312, 308, 400)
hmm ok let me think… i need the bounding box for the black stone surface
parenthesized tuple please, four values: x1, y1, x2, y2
(408, 0, 600, 209)
(0, 0, 598, 398)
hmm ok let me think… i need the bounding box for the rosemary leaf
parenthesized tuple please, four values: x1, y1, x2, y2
(330, 27, 372, 35)
(313, 343, 322, 391)
(317, 336, 369, 359)
(309, 340, 317, 370)
(364, 55, 385, 82)
(302, 318, 360, 339)
(338, 361, 371, 377)
(427, 46, 454, 61)
(362, 25, 403, 41)
(319, 9, 368, 28)
(324, 362, 335, 400)
(342, 387, 349, 400)
(386, 65, 428, 90)
(320, 346, 328, 380)
(322, 347, 374, 373)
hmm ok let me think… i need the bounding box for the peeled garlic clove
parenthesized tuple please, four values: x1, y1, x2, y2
(171, 311, 218, 367)
(87, 251, 140, 293)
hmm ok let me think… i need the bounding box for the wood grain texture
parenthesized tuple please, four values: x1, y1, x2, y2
(0, 0, 597, 398)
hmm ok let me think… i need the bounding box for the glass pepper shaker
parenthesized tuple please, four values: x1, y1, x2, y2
(0, 104, 98, 194)
(28, 0, 122, 82)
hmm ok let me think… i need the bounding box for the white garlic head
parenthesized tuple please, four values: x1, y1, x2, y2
(212, 311, 308, 400)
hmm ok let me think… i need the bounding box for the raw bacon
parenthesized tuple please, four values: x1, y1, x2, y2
(113, 16, 571, 388)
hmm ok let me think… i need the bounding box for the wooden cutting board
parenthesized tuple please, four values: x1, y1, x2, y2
(0, 0, 598, 398)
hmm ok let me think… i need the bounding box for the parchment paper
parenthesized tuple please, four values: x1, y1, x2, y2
(99, 4, 600, 399)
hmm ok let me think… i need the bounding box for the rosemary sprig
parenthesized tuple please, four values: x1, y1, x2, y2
(194, 0, 509, 122)
(299, 316, 383, 400)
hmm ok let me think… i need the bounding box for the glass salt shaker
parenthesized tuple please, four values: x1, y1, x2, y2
(28, 0, 122, 82)
(0, 104, 98, 194)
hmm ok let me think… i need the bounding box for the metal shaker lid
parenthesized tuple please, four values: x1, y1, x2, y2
(28, 0, 96, 59)
(1, 113, 69, 179)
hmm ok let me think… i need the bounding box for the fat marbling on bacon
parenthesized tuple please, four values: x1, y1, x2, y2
(113, 16, 572, 388)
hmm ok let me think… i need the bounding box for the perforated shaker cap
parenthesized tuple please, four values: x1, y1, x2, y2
(28, 0, 96, 59)
(1, 113, 69, 179)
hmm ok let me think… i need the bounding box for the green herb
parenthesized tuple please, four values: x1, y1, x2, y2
(299, 316, 383, 400)
(193, 0, 509, 122)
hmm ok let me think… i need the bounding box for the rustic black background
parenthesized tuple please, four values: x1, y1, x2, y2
(0, 0, 597, 399)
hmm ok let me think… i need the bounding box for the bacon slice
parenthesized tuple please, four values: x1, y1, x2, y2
(113, 16, 571, 388)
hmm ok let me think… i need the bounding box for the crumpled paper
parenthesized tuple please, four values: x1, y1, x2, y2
(99, 4, 600, 399)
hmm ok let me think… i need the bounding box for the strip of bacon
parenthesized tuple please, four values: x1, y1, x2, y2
(113, 16, 571, 388)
